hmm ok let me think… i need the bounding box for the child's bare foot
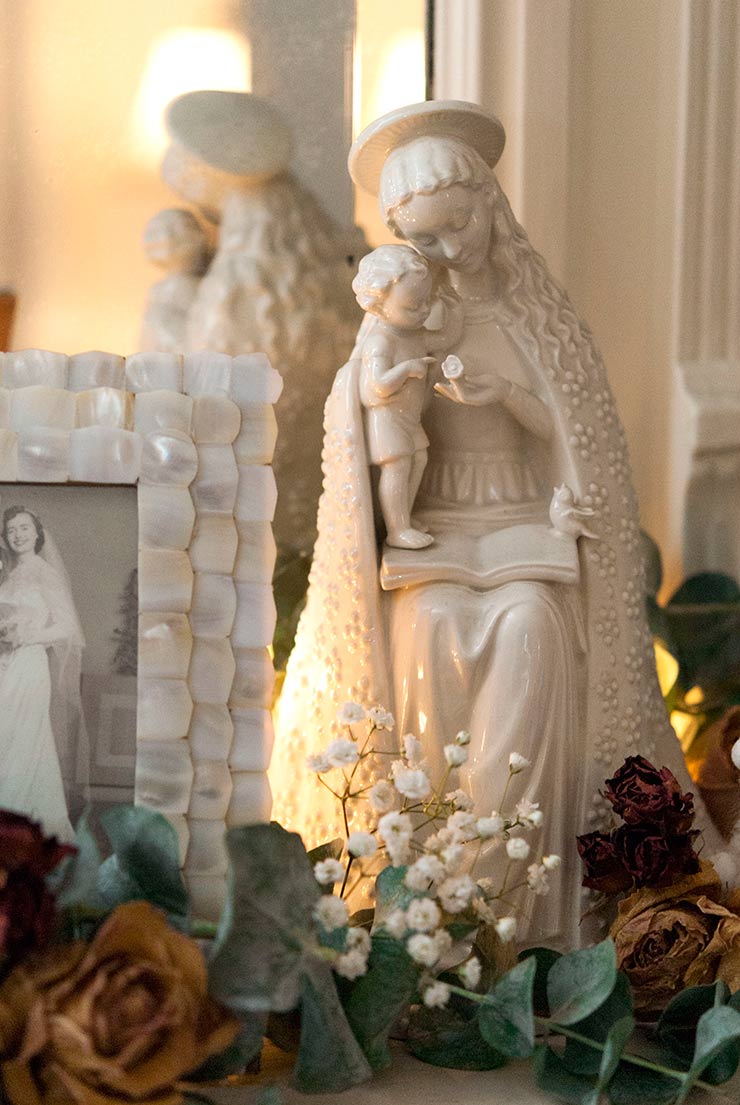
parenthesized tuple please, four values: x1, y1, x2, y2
(387, 528, 434, 549)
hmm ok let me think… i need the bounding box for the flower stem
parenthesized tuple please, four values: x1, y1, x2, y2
(444, 984, 720, 1095)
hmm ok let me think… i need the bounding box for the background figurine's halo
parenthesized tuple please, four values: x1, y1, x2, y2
(349, 100, 506, 196)
(166, 90, 293, 180)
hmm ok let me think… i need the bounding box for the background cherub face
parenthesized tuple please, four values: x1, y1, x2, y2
(379, 268, 433, 330)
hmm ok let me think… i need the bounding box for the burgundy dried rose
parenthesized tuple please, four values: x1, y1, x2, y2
(0, 812, 75, 968)
(576, 831, 632, 895)
(614, 824, 700, 889)
(603, 755, 695, 833)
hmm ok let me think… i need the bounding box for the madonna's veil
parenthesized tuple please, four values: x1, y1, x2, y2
(37, 531, 89, 818)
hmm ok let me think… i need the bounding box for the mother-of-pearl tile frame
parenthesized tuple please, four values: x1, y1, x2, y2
(0, 348, 281, 920)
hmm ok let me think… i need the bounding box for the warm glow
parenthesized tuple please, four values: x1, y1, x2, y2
(353, 0, 427, 247)
(354, 30, 426, 139)
(130, 27, 252, 168)
(684, 685, 705, 706)
(670, 709, 703, 752)
(653, 641, 679, 697)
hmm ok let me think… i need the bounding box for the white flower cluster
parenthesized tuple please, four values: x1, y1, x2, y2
(306, 706, 560, 995)
(312, 896, 373, 980)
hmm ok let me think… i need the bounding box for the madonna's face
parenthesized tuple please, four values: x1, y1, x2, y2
(390, 183, 493, 275)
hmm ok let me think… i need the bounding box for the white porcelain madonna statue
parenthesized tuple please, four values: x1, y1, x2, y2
(270, 101, 728, 948)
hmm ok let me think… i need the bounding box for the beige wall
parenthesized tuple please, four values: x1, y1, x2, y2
(478, 1, 687, 587)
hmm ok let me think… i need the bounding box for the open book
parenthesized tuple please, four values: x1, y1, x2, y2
(380, 523, 580, 591)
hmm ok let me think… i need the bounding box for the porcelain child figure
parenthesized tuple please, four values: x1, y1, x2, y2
(271, 101, 731, 948)
(353, 245, 463, 549)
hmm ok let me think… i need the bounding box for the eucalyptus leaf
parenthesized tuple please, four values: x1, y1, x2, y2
(406, 1005, 506, 1070)
(272, 544, 311, 671)
(641, 531, 664, 598)
(478, 955, 536, 1058)
(663, 573, 740, 694)
(93, 805, 188, 924)
(547, 939, 618, 1027)
(373, 864, 418, 926)
(675, 1003, 740, 1103)
(187, 1015, 266, 1081)
(344, 934, 421, 1069)
(293, 958, 372, 1092)
(533, 1044, 598, 1105)
(208, 824, 372, 1096)
(656, 981, 734, 1079)
(208, 823, 323, 1013)
(520, 946, 562, 1017)
(307, 839, 343, 865)
(668, 573, 740, 606)
(562, 973, 633, 1077)
(607, 1062, 679, 1105)
(594, 1016, 635, 1098)
(51, 810, 101, 909)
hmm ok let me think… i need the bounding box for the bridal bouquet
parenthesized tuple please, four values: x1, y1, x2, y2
(0, 718, 739, 1104)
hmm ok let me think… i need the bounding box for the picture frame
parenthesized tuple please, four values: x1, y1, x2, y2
(0, 347, 281, 919)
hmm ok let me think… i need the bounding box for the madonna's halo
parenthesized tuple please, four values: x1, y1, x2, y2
(348, 99, 506, 196)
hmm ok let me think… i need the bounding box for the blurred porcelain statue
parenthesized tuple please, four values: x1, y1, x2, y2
(272, 101, 731, 948)
(141, 90, 365, 549)
(140, 209, 210, 354)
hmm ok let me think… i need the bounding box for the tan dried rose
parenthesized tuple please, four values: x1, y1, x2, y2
(610, 862, 740, 1018)
(0, 901, 239, 1105)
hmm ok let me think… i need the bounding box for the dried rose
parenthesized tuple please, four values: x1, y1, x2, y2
(0, 811, 75, 967)
(0, 901, 239, 1105)
(610, 863, 740, 1019)
(603, 755, 695, 833)
(576, 831, 631, 895)
(614, 824, 700, 888)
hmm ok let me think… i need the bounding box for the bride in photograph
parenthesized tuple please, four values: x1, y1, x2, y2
(0, 506, 86, 840)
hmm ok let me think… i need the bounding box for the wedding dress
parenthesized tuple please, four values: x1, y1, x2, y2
(0, 552, 85, 841)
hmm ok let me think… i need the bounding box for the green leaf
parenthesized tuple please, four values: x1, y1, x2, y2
(675, 1003, 740, 1102)
(406, 1005, 506, 1070)
(656, 980, 738, 1082)
(208, 823, 323, 1013)
(547, 939, 618, 1026)
(594, 1016, 635, 1097)
(607, 1062, 679, 1105)
(272, 544, 311, 671)
(533, 1044, 598, 1105)
(208, 824, 371, 1095)
(563, 973, 633, 1077)
(669, 572, 740, 606)
(344, 933, 421, 1069)
(307, 838, 343, 865)
(478, 955, 536, 1058)
(641, 531, 664, 597)
(663, 573, 740, 694)
(51, 810, 101, 909)
(293, 959, 372, 1093)
(520, 946, 562, 1017)
(94, 806, 188, 924)
(373, 864, 418, 926)
(187, 1015, 265, 1081)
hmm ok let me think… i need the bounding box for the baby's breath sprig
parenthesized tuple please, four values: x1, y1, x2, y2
(304, 704, 560, 994)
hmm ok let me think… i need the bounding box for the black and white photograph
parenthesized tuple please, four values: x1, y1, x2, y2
(0, 484, 138, 840)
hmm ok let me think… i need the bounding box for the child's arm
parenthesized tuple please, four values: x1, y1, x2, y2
(362, 334, 431, 400)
